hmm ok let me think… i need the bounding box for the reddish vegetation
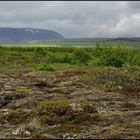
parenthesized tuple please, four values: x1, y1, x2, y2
(0, 67, 140, 139)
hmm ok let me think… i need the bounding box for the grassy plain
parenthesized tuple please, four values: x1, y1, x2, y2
(0, 42, 140, 139)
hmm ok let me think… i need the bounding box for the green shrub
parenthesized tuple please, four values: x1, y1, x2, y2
(73, 49, 91, 64)
(34, 47, 46, 56)
(94, 45, 133, 67)
(0, 60, 7, 66)
(33, 47, 46, 64)
(38, 64, 54, 71)
(62, 53, 74, 63)
(130, 52, 140, 66)
(101, 48, 127, 67)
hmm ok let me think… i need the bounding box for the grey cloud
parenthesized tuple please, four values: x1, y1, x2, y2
(127, 1, 140, 9)
(0, 1, 139, 38)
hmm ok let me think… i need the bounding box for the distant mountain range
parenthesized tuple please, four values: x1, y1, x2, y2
(0, 27, 140, 44)
(0, 27, 64, 43)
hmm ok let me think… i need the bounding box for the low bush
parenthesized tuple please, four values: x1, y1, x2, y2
(73, 49, 91, 64)
(38, 64, 54, 71)
(31, 98, 98, 132)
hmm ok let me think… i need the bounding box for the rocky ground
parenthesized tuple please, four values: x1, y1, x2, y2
(0, 67, 140, 139)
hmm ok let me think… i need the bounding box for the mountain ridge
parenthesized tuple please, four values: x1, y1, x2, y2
(0, 27, 140, 44)
(0, 27, 64, 43)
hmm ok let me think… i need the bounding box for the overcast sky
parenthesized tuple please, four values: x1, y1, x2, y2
(0, 1, 140, 38)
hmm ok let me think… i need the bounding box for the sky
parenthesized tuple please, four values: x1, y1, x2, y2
(0, 1, 140, 38)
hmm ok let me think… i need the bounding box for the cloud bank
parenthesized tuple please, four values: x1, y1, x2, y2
(0, 1, 140, 38)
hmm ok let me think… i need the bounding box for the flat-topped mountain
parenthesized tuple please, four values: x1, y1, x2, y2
(0, 27, 64, 43)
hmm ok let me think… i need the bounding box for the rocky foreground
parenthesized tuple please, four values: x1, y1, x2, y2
(0, 67, 140, 139)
